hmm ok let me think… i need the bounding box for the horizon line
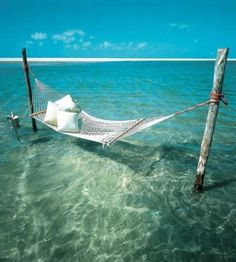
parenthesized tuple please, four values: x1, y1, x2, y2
(0, 57, 236, 62)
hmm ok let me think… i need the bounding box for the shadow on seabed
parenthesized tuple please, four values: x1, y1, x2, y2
(74, 139, 197, 176)
(203, 178, 236, 192)
(30, 132, 236, 191)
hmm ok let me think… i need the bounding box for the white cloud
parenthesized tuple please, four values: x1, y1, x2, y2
(73, 44, 80, 50)
(52, 32, 75, 43)
(29, 29, 147, 53)
(127, 41, 134, 48)
(82, 41, 92, 48)
(31, 32, 47, 40)
(98, 41, 147, 50)
(135, 42, 147, 50)
(52, 29, 85, 43)
(76, 30, 85, 36)
(99, 41, 112, 49)
(179, 24, 190, 29)
(65, 41, 92, 51)
(170, 23, 191, 30)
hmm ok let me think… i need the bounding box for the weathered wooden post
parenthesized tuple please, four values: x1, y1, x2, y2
(194, 48, 229, 192)
(22, 48, 37, 131)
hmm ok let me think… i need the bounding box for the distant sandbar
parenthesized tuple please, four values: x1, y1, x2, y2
(0, 58, 236, 63)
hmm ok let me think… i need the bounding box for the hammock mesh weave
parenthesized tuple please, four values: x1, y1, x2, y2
(31, 78, 208, 145)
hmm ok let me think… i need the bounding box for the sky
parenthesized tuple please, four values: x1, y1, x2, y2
(0, 0, 236, 58)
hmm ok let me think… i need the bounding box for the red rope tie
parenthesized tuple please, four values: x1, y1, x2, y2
(210, 92, 228, 105)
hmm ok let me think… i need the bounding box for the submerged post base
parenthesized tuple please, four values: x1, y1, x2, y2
(193, 174, 205, 192)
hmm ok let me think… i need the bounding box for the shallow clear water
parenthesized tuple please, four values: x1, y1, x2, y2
(0, 61, 235, 261)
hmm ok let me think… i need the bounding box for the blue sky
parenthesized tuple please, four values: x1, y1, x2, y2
(1, 0, 236, 58)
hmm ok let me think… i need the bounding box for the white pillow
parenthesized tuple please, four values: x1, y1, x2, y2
(57, 111, 79, 133)
(44, 101, 59, 125)
(55, 94, 76, 111)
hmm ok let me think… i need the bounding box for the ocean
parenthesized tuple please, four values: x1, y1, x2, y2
(0, 61, 235, 261)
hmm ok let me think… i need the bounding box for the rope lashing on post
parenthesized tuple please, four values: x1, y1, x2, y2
(174, 92, 228, 117)
(210, 92, 228, 105)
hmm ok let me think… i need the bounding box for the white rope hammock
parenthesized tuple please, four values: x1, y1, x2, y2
(30, 77, 210, 146)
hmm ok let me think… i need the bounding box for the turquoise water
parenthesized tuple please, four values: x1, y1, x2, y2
(0, 61, 235, 261)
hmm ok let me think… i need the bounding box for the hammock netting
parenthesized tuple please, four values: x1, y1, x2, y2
(31, 77, 209, 146)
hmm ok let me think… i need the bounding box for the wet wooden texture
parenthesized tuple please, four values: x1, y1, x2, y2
(194, 48, 229, 192)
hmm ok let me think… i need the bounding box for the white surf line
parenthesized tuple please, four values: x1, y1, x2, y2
(0, 58, 236, 62)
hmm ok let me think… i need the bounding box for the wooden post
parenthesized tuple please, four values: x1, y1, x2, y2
(194, 48, 229, 192)
(22, 48, 37, 131)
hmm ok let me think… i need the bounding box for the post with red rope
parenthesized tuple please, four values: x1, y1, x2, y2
(22, 48, 37, 131)
(194, 48, 229, 192)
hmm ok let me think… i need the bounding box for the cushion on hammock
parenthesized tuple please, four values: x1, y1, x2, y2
(44, 95, 81, 126)
(55, 94, 76, 111)
(57, 111, 79, 133)
(44, 101, 59, 125)
(66, 101, 82, 114)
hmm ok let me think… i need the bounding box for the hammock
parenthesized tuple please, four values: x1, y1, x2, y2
(30, 76, 209, 146)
